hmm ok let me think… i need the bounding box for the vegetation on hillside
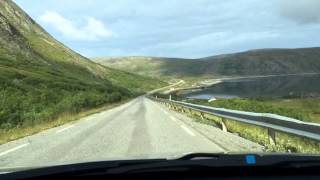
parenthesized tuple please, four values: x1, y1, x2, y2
(0, 58, 131, 130)
(0, 0, 166, 135)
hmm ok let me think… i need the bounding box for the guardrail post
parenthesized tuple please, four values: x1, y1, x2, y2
(169, 95, 172, 101)
(177, 106, 181, 112)
(268, 129, 276, 145)
(200, 112, 204, 120)
(221, 118, 227, 132)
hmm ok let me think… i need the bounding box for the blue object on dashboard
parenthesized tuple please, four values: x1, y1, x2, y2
(245, 155, 256, 165)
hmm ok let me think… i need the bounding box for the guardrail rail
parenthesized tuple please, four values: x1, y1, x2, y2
(149, 96, 320, 146)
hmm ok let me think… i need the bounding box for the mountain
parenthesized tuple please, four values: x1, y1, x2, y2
(0, 0, 166, 130)
(95, 47, 320, 78)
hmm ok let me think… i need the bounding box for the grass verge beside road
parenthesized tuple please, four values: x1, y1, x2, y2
(0, 100, 130, 145)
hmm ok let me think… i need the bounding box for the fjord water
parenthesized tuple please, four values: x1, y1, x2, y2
(185, 74, 320, 100)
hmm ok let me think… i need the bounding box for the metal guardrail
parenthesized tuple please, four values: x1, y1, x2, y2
(149, 97, 320, 144)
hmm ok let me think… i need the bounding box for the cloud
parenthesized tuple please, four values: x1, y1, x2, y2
(39, 11, 113, 41)
(16, 0, 319, 58)
(277, 0, 320, 24)
(135, 30, 280, 58)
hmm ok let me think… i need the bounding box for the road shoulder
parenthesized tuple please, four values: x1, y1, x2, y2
(153, 101, 265, 152)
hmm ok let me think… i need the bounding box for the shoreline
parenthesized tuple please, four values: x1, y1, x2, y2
(165, 73, 320, 97)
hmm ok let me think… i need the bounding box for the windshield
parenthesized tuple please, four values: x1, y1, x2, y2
(0, 0, 320, 171)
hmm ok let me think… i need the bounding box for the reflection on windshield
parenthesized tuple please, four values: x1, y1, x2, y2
(0, 0, 320, 170)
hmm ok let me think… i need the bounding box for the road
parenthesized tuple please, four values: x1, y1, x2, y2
(147, 80, 184, 95)
(0, 97, 263, 169)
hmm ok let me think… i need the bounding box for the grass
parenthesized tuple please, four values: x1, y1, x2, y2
(0, 99, 129, 145)
(0, 61, 132, 129)
(222, 117, 320, 153)
(222, 119, 269, 145)
(0, 56, 166, 144)
(272, 132, 320, 153)
(266, 98, 320, 123)
(219, 117, 320, 153)
(0, 61, 165, 143)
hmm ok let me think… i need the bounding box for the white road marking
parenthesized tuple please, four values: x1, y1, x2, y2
(155, 105, 169, 115)
(170, 116, 177, 122)
(181, 125, 196, 137)
(0, 143, 29, 157)
(150, 100, 167, 112)
(56, 125, 74, 134)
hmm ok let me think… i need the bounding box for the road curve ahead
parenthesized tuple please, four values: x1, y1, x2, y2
(0, 97, 263, 169)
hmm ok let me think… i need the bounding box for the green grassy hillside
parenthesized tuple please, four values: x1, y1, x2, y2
(0, 0, 166, 130)
(95, 48, 320, 78)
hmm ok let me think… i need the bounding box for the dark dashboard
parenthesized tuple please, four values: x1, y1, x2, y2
(2, 153, 320, 179)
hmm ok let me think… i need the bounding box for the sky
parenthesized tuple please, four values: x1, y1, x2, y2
(14, 0, 320, 58)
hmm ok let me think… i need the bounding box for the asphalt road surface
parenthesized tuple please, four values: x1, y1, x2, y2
(0, 97, 263, 169)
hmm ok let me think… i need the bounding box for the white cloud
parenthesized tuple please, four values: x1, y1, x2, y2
(39, 11, 113, 41)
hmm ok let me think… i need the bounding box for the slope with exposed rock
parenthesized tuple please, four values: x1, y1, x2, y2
(0, 0, 166, 130)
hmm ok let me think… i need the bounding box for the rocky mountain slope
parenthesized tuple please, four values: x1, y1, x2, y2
(0, 0, 165, 129)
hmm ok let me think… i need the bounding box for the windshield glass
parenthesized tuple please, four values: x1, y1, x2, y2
(1, 0, 320, 171)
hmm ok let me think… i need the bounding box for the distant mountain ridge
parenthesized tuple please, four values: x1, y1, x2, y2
(95, 47, 320, 78)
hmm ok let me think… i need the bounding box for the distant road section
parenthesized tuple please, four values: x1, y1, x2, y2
(0, 97, 262, 169)
(147, 80, 184, 95)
